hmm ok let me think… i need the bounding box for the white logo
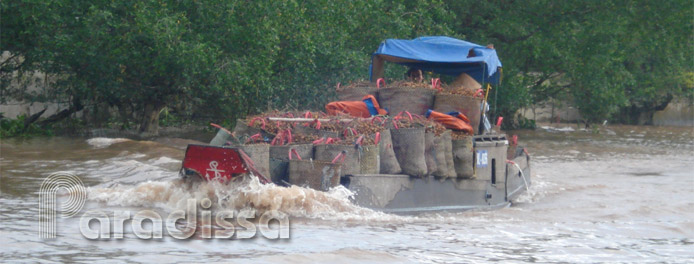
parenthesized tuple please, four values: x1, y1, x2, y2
(205, 161, 225, 179)
(39, 172, 87, 238)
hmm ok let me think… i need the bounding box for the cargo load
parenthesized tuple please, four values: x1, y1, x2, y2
(181, 36, 531, 214)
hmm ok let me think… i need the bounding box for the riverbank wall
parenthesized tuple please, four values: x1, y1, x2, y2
(518, 99, 693, 127)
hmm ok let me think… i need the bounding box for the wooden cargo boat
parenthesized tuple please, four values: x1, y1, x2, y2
(180, 37, 531, 213)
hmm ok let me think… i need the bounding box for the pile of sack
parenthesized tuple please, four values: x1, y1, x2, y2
(334, 78, 486, 134)
(211, 113, 475, 191)
(208, 78, 488, 190)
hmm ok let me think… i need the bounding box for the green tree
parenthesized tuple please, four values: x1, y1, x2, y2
(3, 0, 692, 136)
(446, 0, 693, 127)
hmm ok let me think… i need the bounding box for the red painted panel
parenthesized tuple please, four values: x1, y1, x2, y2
(182, 145, 247, 181)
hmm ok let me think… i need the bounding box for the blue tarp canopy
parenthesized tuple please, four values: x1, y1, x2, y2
(370, 36, 502, 85)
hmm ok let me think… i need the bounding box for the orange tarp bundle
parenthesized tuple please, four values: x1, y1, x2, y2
(426, 110, 473, 134)
(325, 95, 387, 118)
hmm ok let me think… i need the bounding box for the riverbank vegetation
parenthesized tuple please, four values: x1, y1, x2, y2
(2, 0, 692, 137)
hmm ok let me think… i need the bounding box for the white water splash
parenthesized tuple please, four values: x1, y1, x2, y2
(513, 174, 555, 204)
(86, 137, 131, 148)
(87, 176, 410, 222)
(149, 156, 180, 166)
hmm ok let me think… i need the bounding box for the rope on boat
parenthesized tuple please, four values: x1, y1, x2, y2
(507, 160, 530, 194)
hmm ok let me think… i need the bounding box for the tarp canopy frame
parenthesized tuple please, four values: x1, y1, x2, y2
(369, 36, 502, 85)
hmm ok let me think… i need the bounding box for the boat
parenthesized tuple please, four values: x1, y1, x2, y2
(180, 36, 531, 214)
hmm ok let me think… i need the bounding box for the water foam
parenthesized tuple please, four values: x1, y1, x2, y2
(87, 176, 408, 221)
(149, 156, 180, 166)
(513, 174, 555, 204)
(86, 137, 131, 148)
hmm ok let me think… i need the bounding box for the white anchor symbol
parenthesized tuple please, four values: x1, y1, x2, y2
(205, 161, 225, 179)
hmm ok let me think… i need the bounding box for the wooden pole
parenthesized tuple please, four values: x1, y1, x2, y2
(267, 117, 368, 122)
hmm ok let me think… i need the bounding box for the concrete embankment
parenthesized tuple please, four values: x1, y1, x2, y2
(518, 99, 693, 127)
(652, 99, 694, 127)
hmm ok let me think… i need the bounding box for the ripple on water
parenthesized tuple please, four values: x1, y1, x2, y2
(1, 126, 693, 263)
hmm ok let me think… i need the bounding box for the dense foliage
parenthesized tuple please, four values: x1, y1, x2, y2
(2, 0, 692, 135)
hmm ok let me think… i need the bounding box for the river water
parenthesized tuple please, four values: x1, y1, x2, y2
(1, 125, 692, 263)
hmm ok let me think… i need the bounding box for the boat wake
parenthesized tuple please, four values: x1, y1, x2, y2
(81, 137, 543, 223)
(512, 173, 554, 204)
(87, 176, 406, 221)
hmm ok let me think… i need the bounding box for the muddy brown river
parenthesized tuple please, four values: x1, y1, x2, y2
(1, 125, 692, 263)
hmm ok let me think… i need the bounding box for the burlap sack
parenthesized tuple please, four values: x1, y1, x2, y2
(444, 132, 456, 177)
(358, 144, 380, 174)
(288, 160, 342, 191)
(378, 129, 401, 174)
(433, 94, 483, 134)
(432, 130, 455, 177)
(336, 84, 377, 101)
(233, 119, 274, 139)
(231, 144, 270, 179)
(452, 137, 475, 178)
(377, 87, 435, 116)
(424, 132, 437, 176)
(268, 144, 313, 185)
(314, 144, 359, 176)
(390, 127, 427, 177)
(449, 73, 482, 91)
(209, 129, 232, 146)
(292, 125, 340, 138)
(313, 143, 379, 176)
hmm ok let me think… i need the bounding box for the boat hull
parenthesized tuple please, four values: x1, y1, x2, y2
(344, 151, 531, 214)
